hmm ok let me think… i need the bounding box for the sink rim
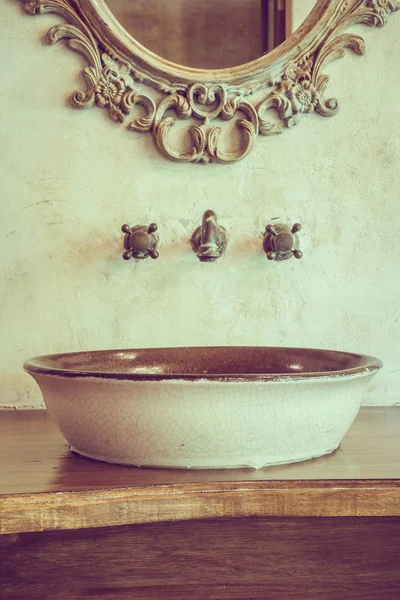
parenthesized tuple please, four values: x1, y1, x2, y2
(24, 346, 383, 382)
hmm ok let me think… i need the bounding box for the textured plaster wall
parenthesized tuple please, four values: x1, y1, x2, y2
(0, 2, 399, 408)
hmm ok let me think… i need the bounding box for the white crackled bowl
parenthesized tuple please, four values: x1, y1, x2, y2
(24, 347, 382, 469)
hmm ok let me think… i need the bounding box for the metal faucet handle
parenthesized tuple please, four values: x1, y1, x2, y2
(263, 222, 303, 262)
(121, 223, 159, 260)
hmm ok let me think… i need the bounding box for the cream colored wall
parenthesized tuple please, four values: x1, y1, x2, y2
(0, 3, 399, 408)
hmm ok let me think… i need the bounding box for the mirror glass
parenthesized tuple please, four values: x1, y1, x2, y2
(104, 0, 318, 69)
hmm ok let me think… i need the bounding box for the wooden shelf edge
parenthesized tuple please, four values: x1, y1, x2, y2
(2, 481, 400, 535)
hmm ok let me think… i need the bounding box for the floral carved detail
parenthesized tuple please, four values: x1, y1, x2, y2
(85, 54, 135, 123)
(283, 60, 319, 116)
(95, 67, 127, 110)
(258, 58, 319, 135)
(19, 0, 399, 164)
(366, 0, 397, 24)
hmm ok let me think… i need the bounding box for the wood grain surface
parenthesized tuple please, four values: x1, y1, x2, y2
(2, 517, 400, 599)
(1, 408, 400, 534)
(2, 408, 400, 494)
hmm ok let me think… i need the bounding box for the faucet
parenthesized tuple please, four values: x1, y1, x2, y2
(190, 210, 228, 262)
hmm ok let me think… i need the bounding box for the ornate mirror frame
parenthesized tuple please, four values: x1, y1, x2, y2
(20, 0, 398, 164)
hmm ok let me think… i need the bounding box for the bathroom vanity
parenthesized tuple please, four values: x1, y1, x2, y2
(1, 408, 400, 599)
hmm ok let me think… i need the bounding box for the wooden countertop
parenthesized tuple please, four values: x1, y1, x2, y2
(1, 408, 400, 534)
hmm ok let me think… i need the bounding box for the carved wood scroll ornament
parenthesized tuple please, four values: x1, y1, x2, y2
(20, 0, 399, 164)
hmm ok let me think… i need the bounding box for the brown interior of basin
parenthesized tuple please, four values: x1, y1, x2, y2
(24, 347, 382, 380)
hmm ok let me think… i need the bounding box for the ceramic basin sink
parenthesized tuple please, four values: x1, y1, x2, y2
(24, 347, 382, 469)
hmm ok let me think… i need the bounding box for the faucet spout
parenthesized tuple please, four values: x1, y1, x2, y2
(191, 210, 228, 262)
(198, 210, 220, 261)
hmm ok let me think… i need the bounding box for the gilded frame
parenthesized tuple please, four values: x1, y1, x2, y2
(20, 0, 399, 164)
